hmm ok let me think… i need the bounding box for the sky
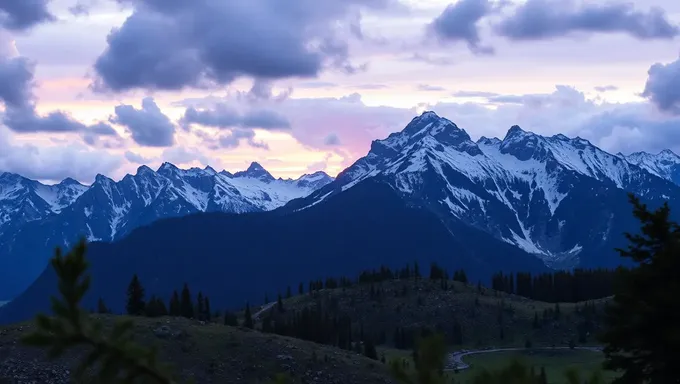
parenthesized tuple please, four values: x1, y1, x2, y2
(2, 0, 680, 183)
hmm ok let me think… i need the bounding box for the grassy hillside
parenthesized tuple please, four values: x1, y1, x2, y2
(246, 277, 608, 350)
(0, 315, 397, 384)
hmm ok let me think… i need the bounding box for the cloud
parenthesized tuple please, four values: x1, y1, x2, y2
(496, 0, 680, 41)
(0, 47, 118, 144)
(92, 0, 398, 92)
(452, 90, 500, 98)
(297, 81, 339, 89)
(161, 146, 220, 167)
(124, 150, 153, 164)
(417, 84, 446, 92)
(350, 84, 390, 90)
(110, 97, 176, 147)
(0, 55, 34, 109)
(0, 127, 123, 182)
(402, 53, 456, 66)
(428, 0, 494, 55)
(427, 85, 680, 156)
(175, 92, 415, 162)
(594, 85, 618, 92)
(246, 79, 293, 102)
(642, 56, 680, 114)
(180, 105, 290, 131)
(0, 0, 55, 32)
(324, 133, 341, 145)
(218, 129, 269, 150)
(2, 106, 120, 147)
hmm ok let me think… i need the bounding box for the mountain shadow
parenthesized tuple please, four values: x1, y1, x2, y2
(0, 178, 548, 324)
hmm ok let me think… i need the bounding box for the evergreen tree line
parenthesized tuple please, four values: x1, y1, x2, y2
(298, 261, 468, 296)
(107, 274, 217, 321)
(20, 193, 680, 383)
(491, 267, 621, 303)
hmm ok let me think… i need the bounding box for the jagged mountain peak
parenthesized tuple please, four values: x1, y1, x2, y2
(477, 136, 502, 146)
(135, 165, 155, 177)
(301, 111, 680, 268)
(157, 162, 179, 175)
(620, 149, 680, 184)
(58, 177, 82, 186)
(503, 125, 529, 140)
(372, 110, 478, 159)
(93, 174, 114, 184)
(233, 162, 274, 182)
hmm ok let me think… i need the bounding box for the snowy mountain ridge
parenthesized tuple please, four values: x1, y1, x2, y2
(0, 162, 333, 299)
(617, 149, 680, 185)
(300, 111, 680, 268)
(0, 162, 333, 238)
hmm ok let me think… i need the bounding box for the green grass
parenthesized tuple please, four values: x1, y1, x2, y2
(451, 349, 620, 383)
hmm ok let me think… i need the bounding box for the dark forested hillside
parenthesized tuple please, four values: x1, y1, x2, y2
(0, 179, 548, 324)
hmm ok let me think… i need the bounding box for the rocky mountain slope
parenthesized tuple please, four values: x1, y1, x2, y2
(0, 163, 333, 300)
(293, 111, 680, 269)
(617, 149, 680, 185)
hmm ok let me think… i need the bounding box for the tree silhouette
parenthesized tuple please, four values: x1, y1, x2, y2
(126, 274, 145, 316)
(599, 194, 680, 382)
(21, 239, 176, 383)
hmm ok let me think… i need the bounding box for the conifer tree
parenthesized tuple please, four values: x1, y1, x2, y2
(126, 274, 146, 316)
(97, 297, 109, 314)
(298, 282, 304, 295)
(180, 283, 193, 319)
(204, 296, 211, 321)
(277, 293, 284, 313)
(286, 285, 292, 298)
(196, 292, 205, 320)
(599, 194, 680, 382)
(244, 303, 254, 329)
(21, 239, 176, 383)
(169, 290, 180, 316)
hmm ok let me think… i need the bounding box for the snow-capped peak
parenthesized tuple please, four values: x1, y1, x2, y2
(300, 112, 680, 267)
(233, 162, 275, 182)
(477, 136, 501, 146)
(620, 149, 680, 184)
(157, 162, 179, 176)
(58, 177, 82, 186)
(295, 171, 334, 190)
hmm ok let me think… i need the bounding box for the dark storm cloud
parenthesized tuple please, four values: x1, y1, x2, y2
(642, 57, 680, 114)
(110, 97, 176, 147)
(4, 107, 102, 133)
(429, 0, 494, 55)
(496, 0, 680, 41)
(93, 0, 397, 92)
(0, 56, 34, 109)
(0, 52, 118, 143)
(0, 0, 55, 31)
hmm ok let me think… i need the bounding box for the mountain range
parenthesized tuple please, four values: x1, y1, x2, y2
(0, 111, 679, 324)
(297, 112, 680, 269)
(0, 163, 333, 300)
